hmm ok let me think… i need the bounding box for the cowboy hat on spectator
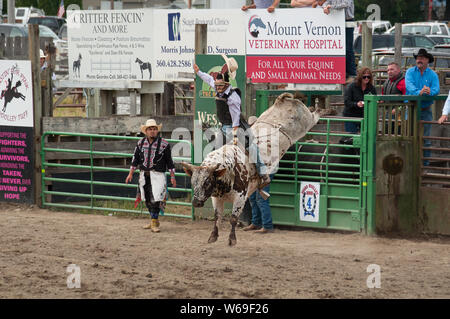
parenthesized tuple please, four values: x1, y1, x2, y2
(413, 48, 434, 64)
(141, 119, 162, 134)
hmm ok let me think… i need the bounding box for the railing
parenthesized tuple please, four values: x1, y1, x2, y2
(420, 120, 450, 187)
(41, 132, 194, 219)
(273, 116, 365, 232)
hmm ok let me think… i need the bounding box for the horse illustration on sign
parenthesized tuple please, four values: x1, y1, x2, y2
(73, 54, 82, 78)
(135, 58, 152, 79)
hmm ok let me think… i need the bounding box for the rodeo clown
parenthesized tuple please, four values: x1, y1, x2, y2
(193, 54, 271, 190)
(125, 119, 176, 232)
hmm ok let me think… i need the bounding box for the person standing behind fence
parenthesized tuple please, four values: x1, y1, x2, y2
(405, 49, 440, 166)
(438, 90, 450, 124)
(125, 119, 176, 233)
(243, 116, 275, 234)
(382, 62, 406, 96)
(322, 0, 356, 84)
(343, 67, 377, 133)
(242, 0, 280, 12)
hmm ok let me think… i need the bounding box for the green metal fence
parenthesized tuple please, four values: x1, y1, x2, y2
(41, 132, 194, 219)
(269, 117, 365, 232)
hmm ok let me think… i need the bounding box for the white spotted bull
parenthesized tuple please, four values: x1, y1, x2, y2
(182, 93, 323, 246)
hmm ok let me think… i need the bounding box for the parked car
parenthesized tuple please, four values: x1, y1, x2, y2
(353, 34, 436, 55)
(28, 16, 66, 35)
(386, 22, 449, 36)
(0, 23, 67, 63)
(58, 24, 67, 41)
(354, 20, 392, 36)
(425, 35, 450, 45)
(432, 44, 450, 53)
(0, 23, 28, 37)
(15, 7, 45, 25)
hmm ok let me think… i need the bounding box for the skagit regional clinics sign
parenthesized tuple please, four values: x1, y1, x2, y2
(244, 8, 346, 84)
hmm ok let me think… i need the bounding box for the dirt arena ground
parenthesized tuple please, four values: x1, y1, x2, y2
(0, 203, 449, 299)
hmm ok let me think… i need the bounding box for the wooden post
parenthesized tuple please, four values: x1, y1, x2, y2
(129, 90, 137, 116)
(28, 24, 42, 206)
(361, 22, 372, 69)
(100, 90, 114, 116)
(7, 0, 15, 23)
(195, 24, 208, 55)
(194, 24, 207, 166)
(141, 94, 155, 116)
(394, 23, 402, 67)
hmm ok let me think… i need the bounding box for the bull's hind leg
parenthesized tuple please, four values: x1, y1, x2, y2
(208, 197, 223, 243)
(229, 193, 246, 246)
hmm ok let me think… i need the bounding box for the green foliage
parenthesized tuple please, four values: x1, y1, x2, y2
(355, 0, 425, 24)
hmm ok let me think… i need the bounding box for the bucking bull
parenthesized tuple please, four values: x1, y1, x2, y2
(182, 93, 325, 246)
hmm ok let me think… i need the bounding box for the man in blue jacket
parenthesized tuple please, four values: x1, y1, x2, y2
(405, 49, 440, 166)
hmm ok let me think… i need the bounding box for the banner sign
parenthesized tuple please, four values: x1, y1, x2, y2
(194, 54, 246, 163)
(67, 9, 154, 81)
(67, 9, 246, 82)
(299, 182, 320, 223)
(244, 8, 346, 84)
(0, 60, 34, 204)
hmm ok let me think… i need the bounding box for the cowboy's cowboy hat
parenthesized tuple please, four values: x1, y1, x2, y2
(40, 49, 46, 58)
(413, 48, 434, 64)
(141, 119, 162, 134)
(221, 54, 238, 80)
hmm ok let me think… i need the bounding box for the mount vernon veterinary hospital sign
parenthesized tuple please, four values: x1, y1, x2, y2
(244, 8, 346, 84)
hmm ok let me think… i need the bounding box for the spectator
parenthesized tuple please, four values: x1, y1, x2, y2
(322, 0, 356, 83)
(382, 62, 406, 134)
(438, 90, 449, 124)
(39, 49, 46, 71)
(382, 62, 406, 96)
(242, 0, 280, 12)
(405, 48, 440, 165)
(290, 0, 315, 7)
(343, 67, 376, 133)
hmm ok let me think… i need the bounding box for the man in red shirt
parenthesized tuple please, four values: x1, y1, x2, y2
(382, 62, 406, 95)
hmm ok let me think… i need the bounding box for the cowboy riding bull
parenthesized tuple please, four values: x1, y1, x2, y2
(182, 93, 325, 246)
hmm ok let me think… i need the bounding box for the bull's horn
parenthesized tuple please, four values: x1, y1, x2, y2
(181, 162, 197, 177)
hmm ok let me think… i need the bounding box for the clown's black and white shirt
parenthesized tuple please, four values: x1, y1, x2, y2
(130, 136, 175, 175)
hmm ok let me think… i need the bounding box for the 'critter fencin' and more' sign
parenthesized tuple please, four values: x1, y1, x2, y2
(245, 8, 346, 84)
(0, 60, 34, 204)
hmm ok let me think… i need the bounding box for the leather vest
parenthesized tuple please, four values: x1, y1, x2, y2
(383, 73, 405, 95)
(215, 90, 234, 125)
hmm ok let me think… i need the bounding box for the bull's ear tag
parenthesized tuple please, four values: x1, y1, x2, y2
(214, 168, 227, 178)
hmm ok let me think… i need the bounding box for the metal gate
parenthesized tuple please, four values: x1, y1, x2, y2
(40, 132, 194, 219)
(269, 117, 366, 232)
(256, 90, 367, 233)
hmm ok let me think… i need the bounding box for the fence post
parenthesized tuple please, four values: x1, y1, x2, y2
(394, 23, 402, 66)
(28, 24, 43, 206)
(361, 22, 372, 69)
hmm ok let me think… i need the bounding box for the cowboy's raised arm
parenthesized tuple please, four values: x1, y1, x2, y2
(194, 64, 215, 89)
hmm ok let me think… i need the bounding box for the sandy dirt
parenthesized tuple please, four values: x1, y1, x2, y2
(0, 202, 449, 299)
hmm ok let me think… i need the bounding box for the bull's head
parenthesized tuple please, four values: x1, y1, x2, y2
(181, 163, 227, 207)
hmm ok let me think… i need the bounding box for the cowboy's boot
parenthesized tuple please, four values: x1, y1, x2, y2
(143, 220, 152, 229)
(151, 219, 160, 233)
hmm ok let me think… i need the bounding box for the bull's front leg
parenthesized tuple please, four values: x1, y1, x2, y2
(229, 192, 247, 246)
(208, 197, 223, 243)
